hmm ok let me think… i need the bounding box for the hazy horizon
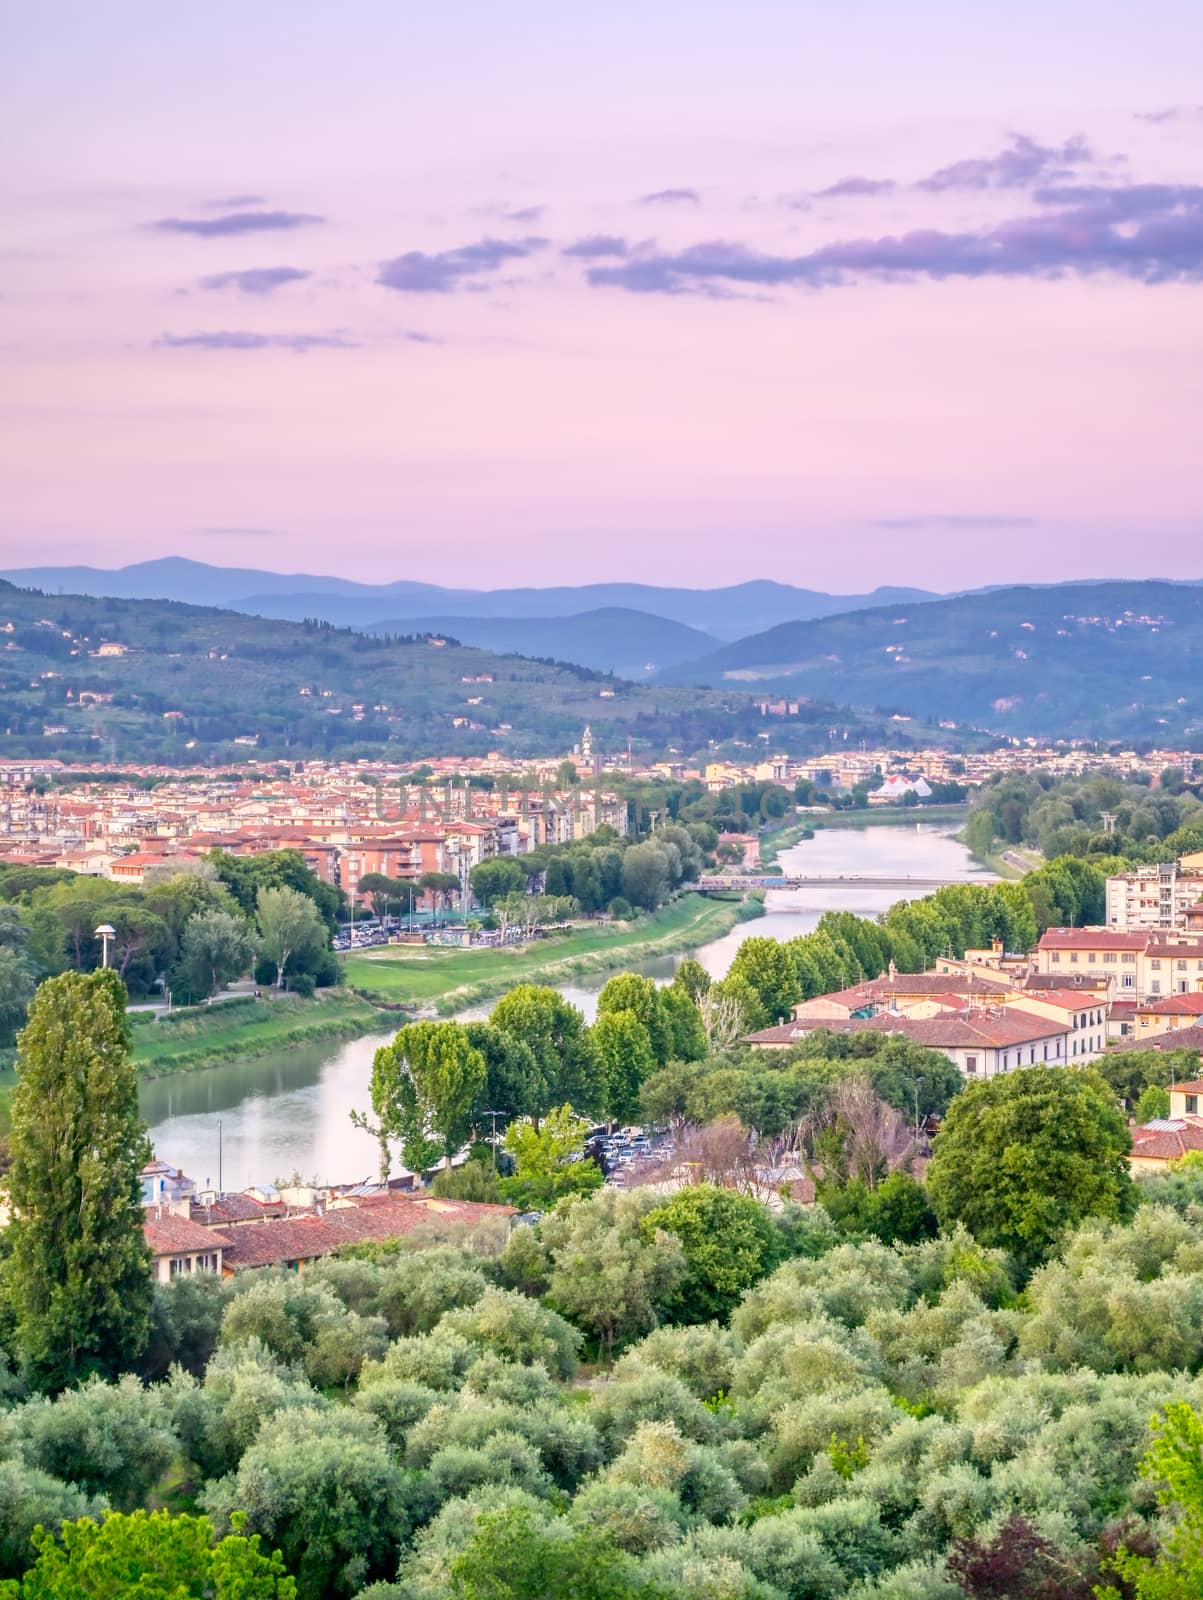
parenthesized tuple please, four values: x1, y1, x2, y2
(4, 2, 1201, 587)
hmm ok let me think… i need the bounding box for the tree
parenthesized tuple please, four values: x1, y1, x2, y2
(255, 885, 326, 990)
(597, 974, 671, 1064)
(419, 870, 461, 922)
(0, 945, 35, 1047)
(0, 1510, 296, 1599)
(1135, 1083, 1172, 1124)
(672, 958, 711, 1004)
(201, 1408, 408, 1600)
(1099, 1401, 1203, 1599)
(463, 1021, 547, 1129)
(727, 937, 800, 1023)
(172, 909, 257, 1002)
(619, 842, 670, 912)
(592, 1010, 657, 1124)
(440, 1504, 668, 1600)
(469, 856, 528, 909)
(498, 1105, 603, 1210)
(539, 1188, 685, 1355)
(643, 1184, 784, 1324)
(7, 970, 152, 1390)
(928, 1067, 1134, 1273)
(368, 1021, 486, 1173)
(491, 985, 604, 1117)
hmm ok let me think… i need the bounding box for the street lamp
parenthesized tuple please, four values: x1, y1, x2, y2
(95, 923, 116, 969)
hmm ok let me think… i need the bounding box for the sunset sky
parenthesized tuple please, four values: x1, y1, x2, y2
(3, 1, 1202, 590)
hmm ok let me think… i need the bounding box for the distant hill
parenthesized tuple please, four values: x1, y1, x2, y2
(0, 559, 936, 642)
(363, 608, 720, 676)
(662, 580, 1203, 738)
(0, 580, 888, 765)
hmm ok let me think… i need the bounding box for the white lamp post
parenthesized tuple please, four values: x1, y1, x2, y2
(95, 923, 116, 969)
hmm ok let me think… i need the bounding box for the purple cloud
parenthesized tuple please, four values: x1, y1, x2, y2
(816, 176, 897, 198)
(580, 181, 1203, 294)
(199, 266, 311, 295)
(1136, 106, 1203, 124)
(207, 194, 267, 209)
(562, 235, 630, 259)
(475, 202, 548, 223)
(639, 188, 701, 205)
(150, 210, 325, 237)
(377, 235, 547, 292)
(916, 133, 1094, 192)
(155, 330, 357, 352)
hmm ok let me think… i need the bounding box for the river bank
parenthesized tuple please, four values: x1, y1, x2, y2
(130, 892, 758, 1076)
(142, 821, 986, 1188)
(342, 891, 761, 1016)
(130, 989, 389, 1078)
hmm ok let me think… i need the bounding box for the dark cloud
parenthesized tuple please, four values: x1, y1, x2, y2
(816, 176, 897, 198)
(916, 133, 1094, 192)
(639, 188, 701, 205)
(199, 266, 311, 295)
(561, 235, 630, 259)
(377, 235, 547, 292)
(581, 181, 1203, 294)
(150, 210, 325, 237)
(871, 514, 1036, 529)
(155, 330, 357, 352)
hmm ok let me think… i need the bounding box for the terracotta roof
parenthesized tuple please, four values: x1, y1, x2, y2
(1175, 1076, 1203, 1093)
(748, 1006, 1070, 1052)
(144, 1211, 233, 1257)
(1139, 994, 1203, 1015)
(1131, 1120, 1203, 1162)
(218, 1193, 514, 1271)
(1107, 1027, 1203, 1055)
(1039, 929, 1149, 951)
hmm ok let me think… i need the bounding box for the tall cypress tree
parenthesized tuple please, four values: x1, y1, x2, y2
(8, 969, 152, 1389)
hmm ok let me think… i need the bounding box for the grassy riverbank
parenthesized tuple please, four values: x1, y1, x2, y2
(806, 802, 971, 831)
(130, 989, 391, 1077)
(343, 891, 761, 1015)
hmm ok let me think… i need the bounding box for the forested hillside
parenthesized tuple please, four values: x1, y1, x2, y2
(665, 581, 1203, 740)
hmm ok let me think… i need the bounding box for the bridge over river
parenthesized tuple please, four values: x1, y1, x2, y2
(697, 873, 986, 892)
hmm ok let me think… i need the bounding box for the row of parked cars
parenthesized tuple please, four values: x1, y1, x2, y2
(585, 1126, 675, 1186)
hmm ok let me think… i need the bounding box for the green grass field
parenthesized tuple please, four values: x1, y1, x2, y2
(342, 893, 757, 1014)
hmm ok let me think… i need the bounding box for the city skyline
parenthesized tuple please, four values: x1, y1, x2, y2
(4, 1, 1202, 587)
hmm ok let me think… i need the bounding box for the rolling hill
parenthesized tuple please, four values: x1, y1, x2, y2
(0, 559, 935, 642)
(0, 580, 879, 766)
(662, 581, 1203, 739)
(361, 608, 720, 677)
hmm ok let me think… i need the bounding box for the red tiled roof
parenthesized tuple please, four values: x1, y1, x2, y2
(144, 1211, 233, 1257)
(1139, 994, 1203, 1015)
(218, 1194, 514, 1271)
(1039, 929, 1149, 951)
(1131, 1121, 1203, 1162)
(1107, 1027, 1203, 1055)
(749, 1006, 1070, 1052)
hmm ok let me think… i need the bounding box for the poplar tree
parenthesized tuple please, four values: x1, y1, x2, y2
(7, 969, 152, 1390)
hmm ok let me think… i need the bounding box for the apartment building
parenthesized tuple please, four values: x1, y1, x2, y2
(1105, 862, 1203, 931)
(1036, 928, 1203, 1002)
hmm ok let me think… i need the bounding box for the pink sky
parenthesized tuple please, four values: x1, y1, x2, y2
(3, 2, 1202, 590)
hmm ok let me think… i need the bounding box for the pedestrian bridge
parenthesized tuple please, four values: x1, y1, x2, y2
(696, 874, 972, 891)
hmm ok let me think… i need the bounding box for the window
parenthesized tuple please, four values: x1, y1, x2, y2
(1186, 1094, 1198, 1114)
(1178, 960, 1188, 972)
(1151, 981, 1161, 995)
(1070, 953, 1079, 964)
(1103, 951, 1117, 964)
(965, 1055, 978, 1075)
(1123, 953, 1136, 965)
(1123, 975, 1135, 989)
(1051, 951, 1061, 964)
(168, 1257, 192, 1278)
(1151, 959, 1162, 970)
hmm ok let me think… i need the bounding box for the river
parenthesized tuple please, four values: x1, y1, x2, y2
(141, 821, 993, 1190)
